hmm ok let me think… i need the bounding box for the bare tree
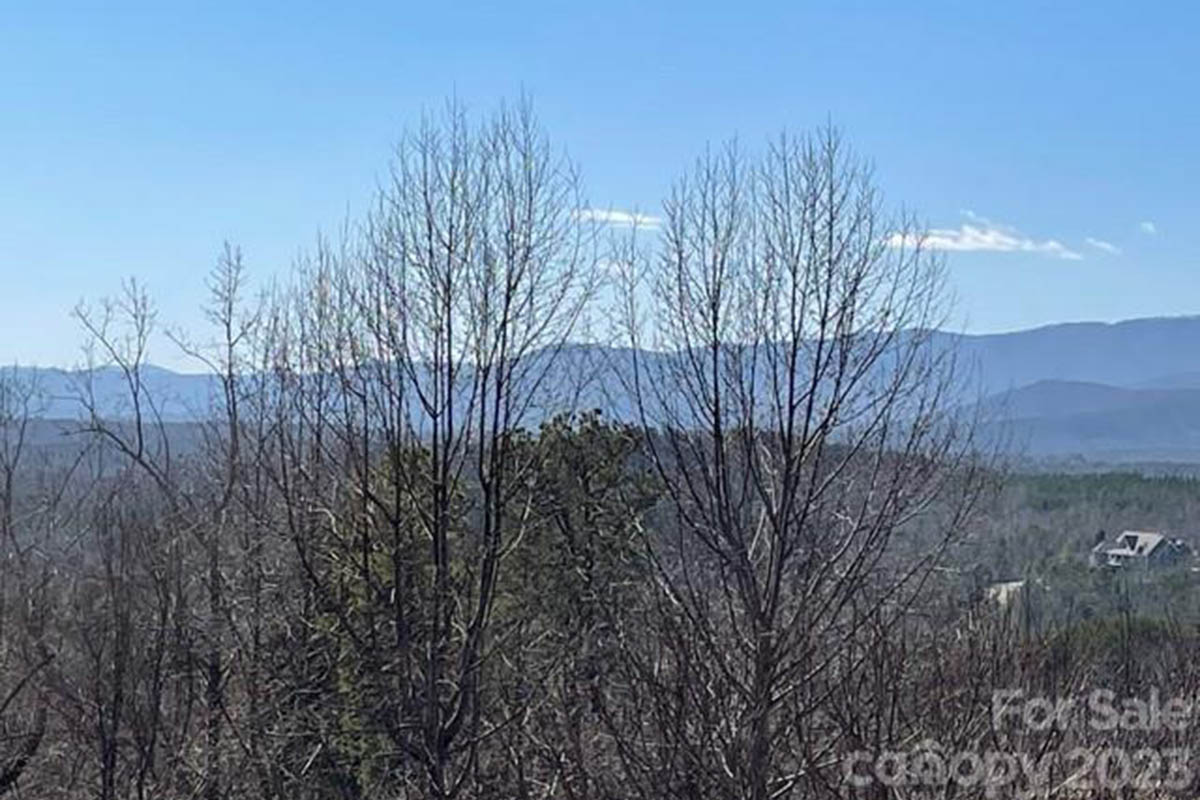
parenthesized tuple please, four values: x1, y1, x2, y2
(611, 129, 987, 800)
(261, 98, 599, 798)
(0, 656, 51, 796)
(0, 367, 57, 798)
(73, 280, 180, 501)
(0, 366, 42, 558)
(33, 105, 1009, 800)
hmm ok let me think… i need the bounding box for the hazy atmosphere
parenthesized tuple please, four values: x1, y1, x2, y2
(3, 4, 1200, 800)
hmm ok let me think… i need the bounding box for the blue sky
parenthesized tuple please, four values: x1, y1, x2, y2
(2, 1, 1197, 368)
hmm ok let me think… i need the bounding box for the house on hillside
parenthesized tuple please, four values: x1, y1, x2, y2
(1090, 530, 1191, 570)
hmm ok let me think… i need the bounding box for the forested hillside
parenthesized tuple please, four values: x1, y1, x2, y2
(1, 104, 1196, 800)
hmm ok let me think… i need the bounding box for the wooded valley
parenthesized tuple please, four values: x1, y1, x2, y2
(1, 102, 1196, 800)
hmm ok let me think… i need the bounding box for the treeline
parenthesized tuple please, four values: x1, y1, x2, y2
(0, 101, 1192, 800)
(970, 471, 1200, 633)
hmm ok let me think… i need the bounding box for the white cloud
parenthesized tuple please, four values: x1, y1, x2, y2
(1085, 237, 1121, 255)
(575, 208, 662, 229)
(888, 214, 1082, 261)
(1140, 220, 1158, 235)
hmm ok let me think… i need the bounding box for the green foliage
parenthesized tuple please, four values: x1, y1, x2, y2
(503, 411, 659, 631)
(291, 411, 661, 794)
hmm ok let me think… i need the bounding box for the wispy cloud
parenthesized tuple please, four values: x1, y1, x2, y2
(1140, 220, 1158, 235)
(888, 212, 1082, 261)
(575, 208, 662, 229)
(1085, 237, 1121, 255)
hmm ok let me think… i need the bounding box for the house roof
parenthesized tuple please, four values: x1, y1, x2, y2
(1098, 530, 1166, 558)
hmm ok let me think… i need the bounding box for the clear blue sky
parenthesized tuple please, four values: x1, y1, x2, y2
(2, 1, 1197, 368)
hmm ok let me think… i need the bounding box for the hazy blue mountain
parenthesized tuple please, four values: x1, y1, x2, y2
(1132, 371, 1200, 390)
(9, 314, 1200, 463)
(980, 380, 1192, 421)
(938, 316, 1200, 394)
(5, 365, 218, 421)
(979, 381, 1200, 461)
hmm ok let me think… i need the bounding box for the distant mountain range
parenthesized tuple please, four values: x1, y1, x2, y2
(12, 315, 1200, 464)
(978, 380, 1200, 462)
(5, 364, 216, 421)
(942, 316, 1200, 462)
(934, 316, 1200, 394)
